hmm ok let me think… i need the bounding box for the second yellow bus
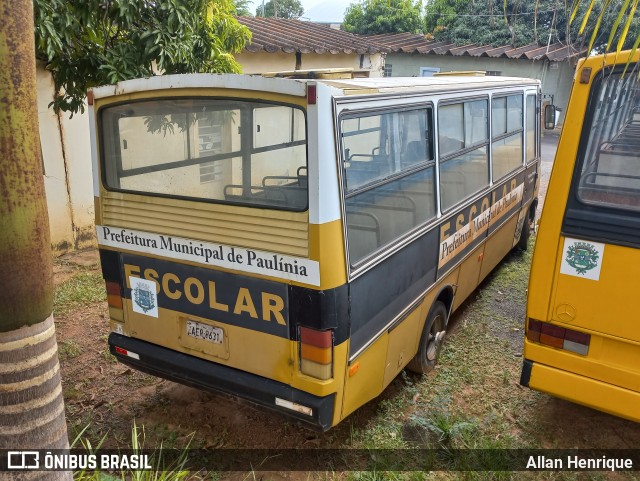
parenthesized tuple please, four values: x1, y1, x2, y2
(521, 50, 640, 422)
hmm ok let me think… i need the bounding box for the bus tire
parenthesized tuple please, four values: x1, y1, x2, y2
(407, 301, 448, 374)
(517, 214, 531, 251)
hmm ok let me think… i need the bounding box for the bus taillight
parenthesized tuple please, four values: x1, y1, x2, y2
(527, 319, 590, 355)
(105, 280, 124, 324)
(299, 326, 333, 380)
(106, 281, 123, 309)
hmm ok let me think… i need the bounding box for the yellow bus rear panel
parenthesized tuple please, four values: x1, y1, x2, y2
(522, 358, 640, 423)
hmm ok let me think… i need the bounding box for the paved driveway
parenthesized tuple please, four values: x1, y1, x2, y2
(537, 130, 560, 218)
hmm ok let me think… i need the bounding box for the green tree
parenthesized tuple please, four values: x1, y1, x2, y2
(424, 0, 469, 35)
(344, 0, 424, 34)
(0, 0, 71, 478)
(255, 0, 304, 18)
(425, 0, 639, 51)
(570, 0, 640, 54)
(34, 0, 251, 114)
(234, 0, 254, 16)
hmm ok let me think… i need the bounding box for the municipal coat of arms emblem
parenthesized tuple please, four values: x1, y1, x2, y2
(133, 283, 156, 313)
(565, 242, 599, 275)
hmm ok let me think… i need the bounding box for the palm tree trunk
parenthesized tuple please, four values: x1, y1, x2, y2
(0, 0, 72, 479)
(0, 317, 71, 481)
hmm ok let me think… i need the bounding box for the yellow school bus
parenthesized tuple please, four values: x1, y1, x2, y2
(90, 71, 541, 430)
(521, 50, 640, 422)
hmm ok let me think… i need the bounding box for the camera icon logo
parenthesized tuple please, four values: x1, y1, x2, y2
(7, 451, 40, 469)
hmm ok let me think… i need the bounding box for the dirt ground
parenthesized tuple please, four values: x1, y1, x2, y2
(53, 133, 640, 477)
(55, 285, 385, 450)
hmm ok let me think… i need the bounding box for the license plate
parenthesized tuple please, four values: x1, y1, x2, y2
(186, 320, 223, 344)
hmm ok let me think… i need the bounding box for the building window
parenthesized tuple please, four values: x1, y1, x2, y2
(420, 67, 440, 77)
(383, 63, 392, 77)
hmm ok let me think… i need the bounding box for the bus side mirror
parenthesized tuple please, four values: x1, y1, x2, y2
(545, 104, 557, 130)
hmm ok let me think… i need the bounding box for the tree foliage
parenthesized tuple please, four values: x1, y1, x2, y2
(34, 0, 251, 114)
(234, 0, 254, 16)
(425, 0, 639, 51)
(343, 0, 424, 35)
(570, 0, 640, 55)
(255, 0, 304, 18)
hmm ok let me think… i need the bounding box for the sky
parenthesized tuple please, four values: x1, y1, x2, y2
(248, 0, 350, 23)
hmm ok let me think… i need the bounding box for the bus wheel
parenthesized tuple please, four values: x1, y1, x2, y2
(517, 214, 531, 251)
(407, 301, 448, 374)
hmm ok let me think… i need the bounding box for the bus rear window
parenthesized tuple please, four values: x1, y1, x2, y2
(577, 68, 640, 212)
(100, 99, 307, 210)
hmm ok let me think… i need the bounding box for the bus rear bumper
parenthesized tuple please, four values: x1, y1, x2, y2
(108, 333, 335, 431)
(520, 359, 640, 423)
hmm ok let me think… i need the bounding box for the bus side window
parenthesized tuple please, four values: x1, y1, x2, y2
(342, 107, 437, 265)
(525, 94, 537, 163)
(491, 94, 524, 181)
(438, 99, 490, 211)
(342, 115, 391, 191)
(399, 109, 432, 168)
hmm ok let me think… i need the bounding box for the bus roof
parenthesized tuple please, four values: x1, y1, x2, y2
(320, 75, 540, 95)
(90, 73, 540, 101)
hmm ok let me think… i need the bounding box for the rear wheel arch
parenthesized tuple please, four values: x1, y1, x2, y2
(435, 285, 454, 318)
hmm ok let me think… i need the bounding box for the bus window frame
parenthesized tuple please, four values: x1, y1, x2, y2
(98, 96, 310, 212)
(338, 88, 537, 281)
(337, 103, 439, 273)
(525, 92, 540, 166)
(437, 95, 490, 213)
(562, 64, 640, 249)
(490, 91, 525, 183)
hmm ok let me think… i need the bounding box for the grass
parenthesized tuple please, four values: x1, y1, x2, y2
(59, 338, 82, 360)
(55, 242, 640, 480)
(340, 240, 640, 479)
(73, 423, 207, 481)
(54, 270, 106, 316)
(342, 240, 558, 478)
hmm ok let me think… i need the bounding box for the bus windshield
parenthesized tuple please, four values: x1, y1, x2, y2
(577, 66, 640, 212)
(101, 99, 308, 210)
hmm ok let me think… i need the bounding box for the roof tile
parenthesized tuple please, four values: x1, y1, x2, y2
(238, 16, 388, 54)
(368, 33, 585, 61)
(237, 18, 586, 62)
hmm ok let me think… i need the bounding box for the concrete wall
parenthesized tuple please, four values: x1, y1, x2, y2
(37, 63, 95, 254)
(236, 52, 296, 73)
(237, 52, 384, 76)
(385, 53, 576, 124)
